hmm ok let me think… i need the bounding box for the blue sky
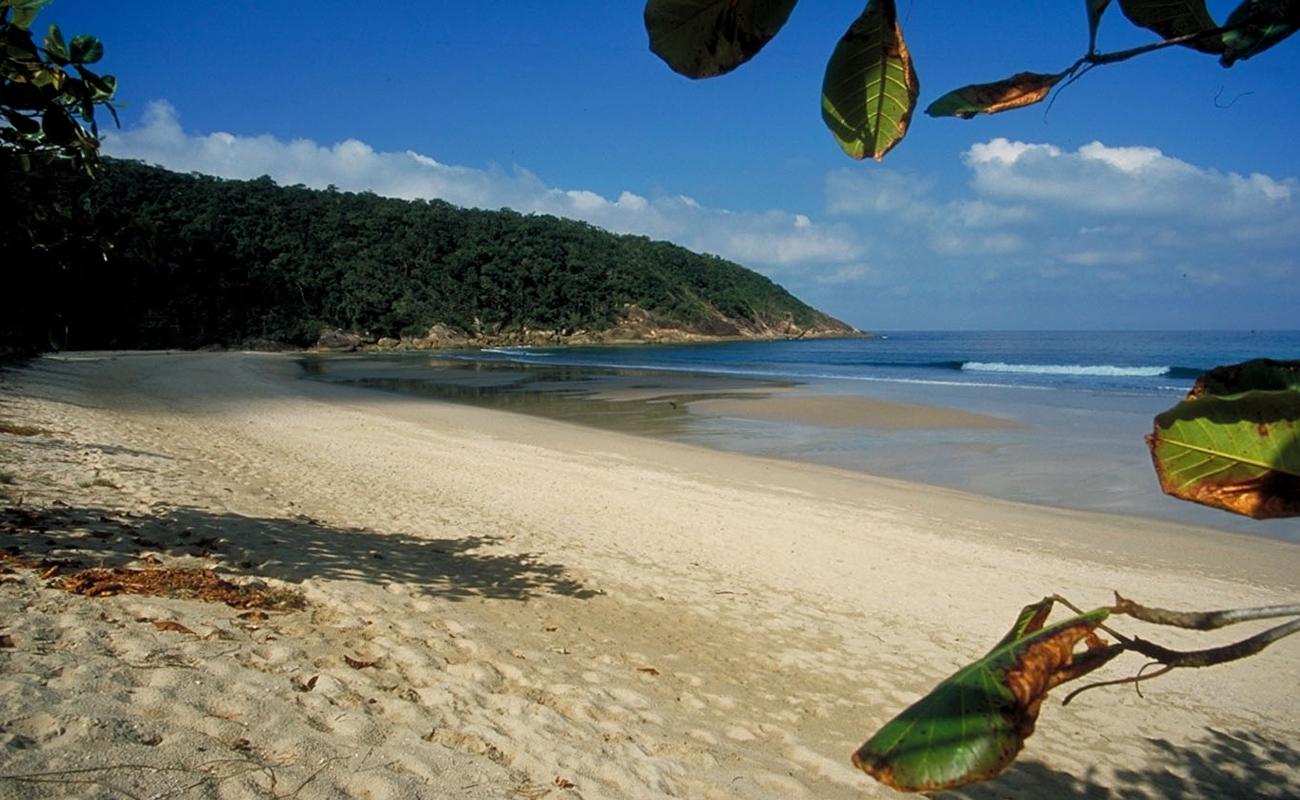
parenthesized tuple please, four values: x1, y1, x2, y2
(45, 1, 1300, 330)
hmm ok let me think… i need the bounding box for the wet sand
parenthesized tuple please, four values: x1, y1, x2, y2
(686, 394, 1022, 430)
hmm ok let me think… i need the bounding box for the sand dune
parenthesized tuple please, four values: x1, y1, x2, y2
(1, 352, 1296, 799)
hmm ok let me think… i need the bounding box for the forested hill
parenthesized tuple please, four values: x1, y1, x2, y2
(3, 159, 858, 351)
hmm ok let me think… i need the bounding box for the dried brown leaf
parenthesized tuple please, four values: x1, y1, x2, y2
(152, 620, 197, 636)
(926, 72, 1064, 119)
(58, 567, 305, 609)
(292, 674, 319, 692)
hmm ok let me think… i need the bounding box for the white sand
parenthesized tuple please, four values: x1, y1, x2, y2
(0, 351, 1296, 799)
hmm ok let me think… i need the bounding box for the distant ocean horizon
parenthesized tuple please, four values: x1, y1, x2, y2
(462, 329, 1299, 397)
(307, 330, 1300, 542)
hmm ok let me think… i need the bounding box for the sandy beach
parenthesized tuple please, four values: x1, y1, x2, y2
(1, 351, 1297, 799)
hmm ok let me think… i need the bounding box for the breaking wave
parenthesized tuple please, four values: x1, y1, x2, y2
(960, 362, 1195, 378)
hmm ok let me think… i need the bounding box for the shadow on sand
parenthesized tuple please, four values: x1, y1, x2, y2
(1, 502, 597, 602)
(942, 727, 1299, 799)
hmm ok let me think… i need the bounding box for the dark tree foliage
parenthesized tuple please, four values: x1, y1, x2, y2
(3, 159, 834, 350)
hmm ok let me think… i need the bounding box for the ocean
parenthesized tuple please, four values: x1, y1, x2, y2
(301, 330, 1300, 541)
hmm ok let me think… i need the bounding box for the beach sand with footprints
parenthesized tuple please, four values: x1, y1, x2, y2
(1, 351, 1297, 798)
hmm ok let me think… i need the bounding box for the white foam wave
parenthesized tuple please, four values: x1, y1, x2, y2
(479, 347, 551, 358)
(445, 354, 1053, 392)
(962, 362, 1170, 378)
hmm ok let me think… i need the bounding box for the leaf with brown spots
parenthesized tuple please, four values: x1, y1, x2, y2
(821, 0, 918, 161)
(1148, 372, 1300, 518)
(852, 598, 1118, 792)
(925, 71, 1066, 119)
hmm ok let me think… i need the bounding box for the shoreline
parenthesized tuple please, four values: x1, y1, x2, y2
(1, 351, 1297, 798)
(297, 348, 1295, 542)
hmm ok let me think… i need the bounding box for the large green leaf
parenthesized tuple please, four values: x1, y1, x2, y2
(1219, 0, 1300, 66)
(853, 600, 1114, 792)
(1116, 0, 1226, 52)
(926, 71, 1066, 119)
(644, 0, 798, 79)
(821, 0, 918, 161)
(1148, 381, 1300, 519)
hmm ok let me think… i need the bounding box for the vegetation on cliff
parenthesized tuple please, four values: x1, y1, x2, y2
(1, 158, 854, 351)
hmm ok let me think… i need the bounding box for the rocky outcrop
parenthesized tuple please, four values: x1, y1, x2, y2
(314, 329, 370, 352)
(323, 306, 864, 353)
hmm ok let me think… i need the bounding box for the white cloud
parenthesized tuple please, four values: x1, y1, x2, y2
(1059, 249, 1146, 267)
(825, 168, 934, 217)
(806, 136, 1298, 328)
(963, 137, 1297, 218)
(815, 264, 876, 285)
(103, 101, 863, 270)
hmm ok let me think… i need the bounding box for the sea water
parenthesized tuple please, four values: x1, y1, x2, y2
(306, 331, 1300, 541)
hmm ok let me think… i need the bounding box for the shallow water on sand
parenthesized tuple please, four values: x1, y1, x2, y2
(298, 341, 1299, 543)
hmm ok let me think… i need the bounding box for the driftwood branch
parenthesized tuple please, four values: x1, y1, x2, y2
(1112, 593, 1300, 631)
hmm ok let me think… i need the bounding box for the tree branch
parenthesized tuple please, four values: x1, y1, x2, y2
(1124, 617, 1300, 668)
(1113, 593, 1300, 630)
(1084, 25, 1235, 67)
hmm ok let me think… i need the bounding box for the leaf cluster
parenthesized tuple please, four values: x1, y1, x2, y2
(644, 0, 1299, 160)
(0, 159, 833, 351)
(1, 0, 117, 174)
(855, 594, 1300, 792)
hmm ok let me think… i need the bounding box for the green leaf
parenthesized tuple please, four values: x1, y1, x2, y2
(75, 66, 116, 101)
(4, 0, 55, 30)
(1188, 359, 1300, 398)
(821, 0, 918, 161)
(1, 23, 41, 63)
(0, 77, 48, 109)
(853, 600, 1114, 792)
(1220, 0, 1300, 66)
(644, 0, 798, 79)
(42, 21, 67, 62)
(926, 71, 1066, 119)
(1148, 381, 1300, 519)
(1088, 0, 1113, 51)
(39, 101, 76, 145)
(1116, 0, 1226, 52)
(2, 106, 39, 135)
(68, 33, 102, 64)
